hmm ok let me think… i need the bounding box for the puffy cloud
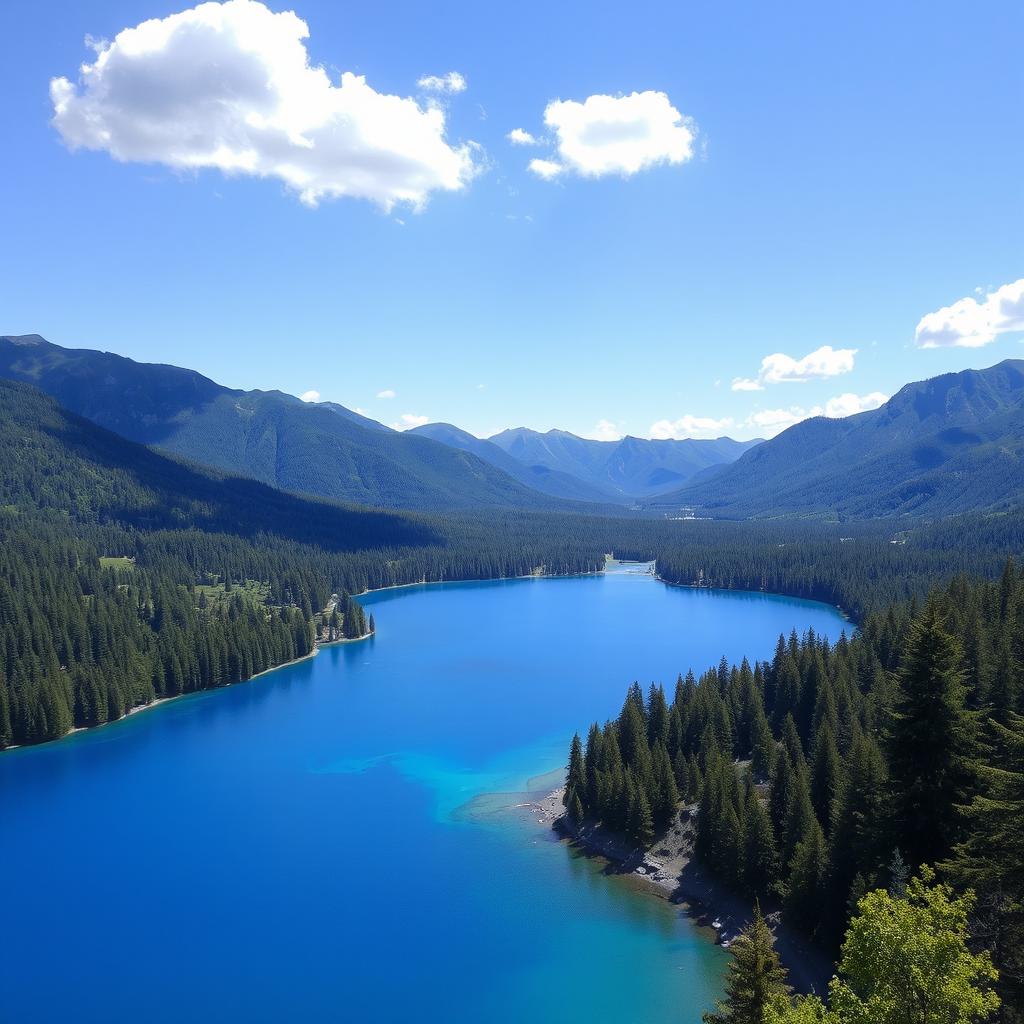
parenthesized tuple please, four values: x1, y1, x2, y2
(824, 391, 888, 418)
(376, 389, 396, 399)
(915, 278, 1024, 348)
(585, 419, 622, 442)
(745, 391, 889, 437)
(527, 90, 696, 180)
(392, 413, 429, 430)
(731, 345, 857, 391)
(417, 71, 466, 94)
(745, 407, 810, 434)
(299, 389, 320, 402)
(507, 128, 538, 146)
(649, 414, 735, 440)
(50, 0, 478, 209)
(528, 158, 564, 180)
(649, 389, 890, 442)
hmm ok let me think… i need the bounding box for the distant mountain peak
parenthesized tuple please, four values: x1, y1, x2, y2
(655, 357, 1024, 520)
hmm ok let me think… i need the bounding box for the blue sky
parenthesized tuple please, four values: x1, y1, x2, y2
(1, 0, 1021, 440)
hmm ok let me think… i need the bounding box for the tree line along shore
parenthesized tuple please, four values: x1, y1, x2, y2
(559, 565, 1024, 1019)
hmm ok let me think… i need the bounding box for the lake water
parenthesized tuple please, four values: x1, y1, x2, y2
(0, 566, 848, 1023)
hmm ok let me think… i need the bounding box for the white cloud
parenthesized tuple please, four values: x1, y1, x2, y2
(527, 90, 696, 180)
(731, 345, 857, 391)
(648, 388, 889, 442)
(507, 128, 538, 146)
(299, 389, 320, 403)
(417, 71, 466, 94)
(823, 391, 888, 418)
(649, 415, 734, 440)
(915, 278, 1024, 348)
(50, 0, 478, 209)
(376, 389, 396, 399)
(528, 158, 564, 180)
(585, 419, 622, 442)
(745, 407, 811, 434)
(392, 413, 429, 430)
(744, 391, 889, 437)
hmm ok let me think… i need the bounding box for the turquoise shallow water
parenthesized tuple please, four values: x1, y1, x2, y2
(0, 567, 848, 1023)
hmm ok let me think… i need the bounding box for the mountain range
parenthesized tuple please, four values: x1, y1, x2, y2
(654, 359, 1024, 520)
(0, 335, 577, 511)
(486, 427, 760, 499)
(0, 335, 754, 510)
(4, 334, 1024, 523)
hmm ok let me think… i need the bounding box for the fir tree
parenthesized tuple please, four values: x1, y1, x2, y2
(627, 782, 655, 848)
(565, 733, 585, 807)
(943, 712, 1024, 994)
(703, 903, 791, 1024)
(742, 792, 779, 896)
(886, 602, 979, 867)
(810, 723, 841, 834)
(785, 819, 826, 931)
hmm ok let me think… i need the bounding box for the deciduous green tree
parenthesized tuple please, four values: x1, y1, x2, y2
(827, 868, 1000, 1024)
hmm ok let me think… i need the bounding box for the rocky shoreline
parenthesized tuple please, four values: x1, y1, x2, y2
(529, 784, 834, 995)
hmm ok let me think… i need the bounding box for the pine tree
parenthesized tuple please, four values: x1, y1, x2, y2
(742, 792, 779, 896)
(565, 733, 585, 806)
(717, 800, 744, 886)
(703, 903, 791, 1024)
(785, 819, 826, 932)
(782, 768, 815, 866)
(810, 723, 840, 834)
(886, 602, 979, 867)
(943, 712, 1024, 993)
(568, 789, 585, 825)
(627, 782, 655, 848)
(769, 751, 796, 849)
(651, 741, 680, 830)
(750, 707, 776, 781)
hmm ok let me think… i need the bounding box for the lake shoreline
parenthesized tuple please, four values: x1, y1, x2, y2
(2, 628, 375, 754)
(652, 571, 853, 626)
(2, 563, 611, 754)
(6, 560, 850, 773)
(527, 783, 834, 996)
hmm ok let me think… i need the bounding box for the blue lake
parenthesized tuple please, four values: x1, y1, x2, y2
(0, 566, 848, 1023)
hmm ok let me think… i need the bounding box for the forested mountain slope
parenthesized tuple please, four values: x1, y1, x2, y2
(0, 378, 434, 551)
(657, 360, 1024, 519)
(0, 335, 574, 512)
(488, 427, 761, 499)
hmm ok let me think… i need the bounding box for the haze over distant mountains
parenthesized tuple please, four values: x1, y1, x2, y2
(0, 335, 755, 512)
(488, 427, 761, 499)
(655, 360, 1024, 519)
(410, 423, 760, 502)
